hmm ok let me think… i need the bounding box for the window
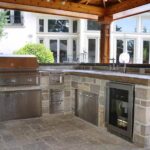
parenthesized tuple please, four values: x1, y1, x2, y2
(5, 10, 11, 24)
(73, 39, 77, 61)
(88, 39, 96, 63)
(39, 19, 44, 32)
(48, 20, 69, 32)
(49, 39, 68, 63)
(73, 20, 78, 33)
(142, 17, 150, 33)
(39, 39, 44, 44)
(5, 10, 23, 25)
(50, 40, 57, 63)
(87, 20, 100, 31)
(127, 40, 134, 63)
(116, 39, 135, 63)
(116, 40, 124, 63)
(60, 40, 67, 62)
(143, 41, 150, 64)
(114, 17, 137, 33)
(14, 11, 21, 24)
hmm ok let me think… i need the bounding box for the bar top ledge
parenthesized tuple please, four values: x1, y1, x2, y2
(40, 69, 150, 86)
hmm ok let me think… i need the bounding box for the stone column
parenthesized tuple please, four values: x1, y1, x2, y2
(134, 84, 150, 147)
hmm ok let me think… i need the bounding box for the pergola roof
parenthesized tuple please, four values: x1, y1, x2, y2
(0, 0, 150, 20)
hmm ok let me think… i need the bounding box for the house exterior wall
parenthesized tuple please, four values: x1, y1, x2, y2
(0, 11, 37, 54)
(0, 10, 101, 63)
(0, 9, 150, 64)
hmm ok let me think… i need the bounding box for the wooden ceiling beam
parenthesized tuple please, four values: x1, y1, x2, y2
(0, 2, 99, 20)
(0, 0, 105, 16)
(107, 0, 150, 15)
(113, 4, 150, 20)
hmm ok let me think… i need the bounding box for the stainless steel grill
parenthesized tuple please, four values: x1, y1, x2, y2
(0, 55, 41, 121)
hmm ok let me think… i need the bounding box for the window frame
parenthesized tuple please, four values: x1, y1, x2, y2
(115, 37, 136, 64)
(49, 38, 69, 63)
(113, 16, 138, 34)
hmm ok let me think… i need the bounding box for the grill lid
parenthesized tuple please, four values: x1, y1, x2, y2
(0, 55, 39, 71)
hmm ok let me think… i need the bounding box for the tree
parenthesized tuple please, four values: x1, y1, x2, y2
(0, 11, 7, 39)
(116, 25, 122, 32)
(14, 43, 54, 63)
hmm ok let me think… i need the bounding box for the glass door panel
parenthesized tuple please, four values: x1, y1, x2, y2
(73, 39, 77, 61)
(143, 41, 150, 64)
(88, 39, 96, 63)
(109, 88, 128, 131)
(116, 39, 135, 63)
(127, 40, 134, 63)
(116, 40, 124, 63)
(60, 40, 67, 63)
(50, 40, 57, 63)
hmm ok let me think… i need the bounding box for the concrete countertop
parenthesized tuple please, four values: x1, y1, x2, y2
(0, 86, 41, 92)
(40, 69, 150, 85)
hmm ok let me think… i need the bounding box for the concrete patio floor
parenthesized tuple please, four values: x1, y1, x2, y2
(0, 114, 147, 150)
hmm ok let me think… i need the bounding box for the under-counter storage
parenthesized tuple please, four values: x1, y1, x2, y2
(75, 90, 98, 126)
(50, 89, 64, 114)
(106, 82, 134, 141)
(0, 90, 41, 121)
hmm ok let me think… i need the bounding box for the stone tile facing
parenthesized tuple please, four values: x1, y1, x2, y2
(40, 72, 150, 148)
(135, 85, 150, 100)
(0, 114, 140, 150)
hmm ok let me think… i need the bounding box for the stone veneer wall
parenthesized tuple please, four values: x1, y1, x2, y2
(40, 72, 73, 115)
(71, 75, 108, 127)
(40, 71, 108, 127)
(134, 84, 150, 147)
(40, 71, 150, 148)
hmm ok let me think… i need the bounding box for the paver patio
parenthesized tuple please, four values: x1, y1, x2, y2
(0, 114, 147, 150)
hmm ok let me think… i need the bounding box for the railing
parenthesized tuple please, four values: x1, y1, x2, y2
(7, 15, 24, 26)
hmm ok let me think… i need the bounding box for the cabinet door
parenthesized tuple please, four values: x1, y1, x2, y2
(76, 90, 98, 126)
(15, 90, 41, 119)
(0, 90, 41, 121)
(0, 92, 17, 121)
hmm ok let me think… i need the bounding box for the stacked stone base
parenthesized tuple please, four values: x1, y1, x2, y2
(40, 71, 150, 148)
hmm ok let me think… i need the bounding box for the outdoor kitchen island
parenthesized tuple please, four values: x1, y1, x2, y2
(40, 67, 150, 148)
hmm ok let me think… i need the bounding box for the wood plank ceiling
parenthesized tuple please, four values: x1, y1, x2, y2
(0, 0, 149, 20)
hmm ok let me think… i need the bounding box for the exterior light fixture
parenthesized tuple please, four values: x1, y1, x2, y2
(61, 0, 67, 5)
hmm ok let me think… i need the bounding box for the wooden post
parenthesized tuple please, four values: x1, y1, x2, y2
(99, 16, 113, 64)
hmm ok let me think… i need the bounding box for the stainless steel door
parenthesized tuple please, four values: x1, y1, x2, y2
(50, 89, 64, 114)
(0, 90, 41, 121)
(75, 90, 98, 126)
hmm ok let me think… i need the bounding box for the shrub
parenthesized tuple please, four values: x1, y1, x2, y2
(14, 43, 54, 63)
(0, 11, 7, 39)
